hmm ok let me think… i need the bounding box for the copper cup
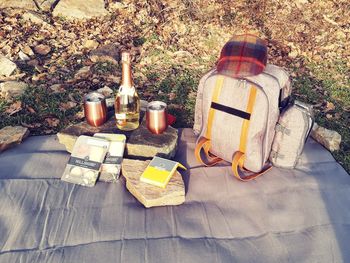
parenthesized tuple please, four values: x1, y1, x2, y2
(146, 101, 168, 134)
(84, 92, 107, 127)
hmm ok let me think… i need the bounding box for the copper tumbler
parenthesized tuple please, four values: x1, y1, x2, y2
(146, 101, 168, 134)
(84, 92, 107, 127)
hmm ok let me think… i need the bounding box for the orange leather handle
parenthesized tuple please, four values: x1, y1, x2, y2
(195, 137, 223, 167)
(232, 151, 272, 181)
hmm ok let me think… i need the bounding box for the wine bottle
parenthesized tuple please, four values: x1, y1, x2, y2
(115, 51, 140, 131)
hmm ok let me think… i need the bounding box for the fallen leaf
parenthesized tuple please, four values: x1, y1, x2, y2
(45, 117, 60, 127)
(26, 106, 36, 113)
(74, 111, 85, 120)
(326, 114, 333, 119)
(68, 93, 77, 102)
(325, 101, 335, 112)
(34, 44, 51, 55)
(21, 122, 42, 128)
(59, 101, 77, 111)
(49, 84, 65, 93)
(5, 101, 22, 116)
(44, 129, 54, 134)
(334, 112, 341, 120)
(169, 92, 176, 100)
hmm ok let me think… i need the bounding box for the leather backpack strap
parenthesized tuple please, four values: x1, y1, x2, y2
(232, 152, 272, 181)
(195, 76, 224, 166)
(231, 84, 272, 181)
(195, 137, 222, 166)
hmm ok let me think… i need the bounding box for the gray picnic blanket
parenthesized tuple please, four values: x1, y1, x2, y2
(0, 128, 349, 263)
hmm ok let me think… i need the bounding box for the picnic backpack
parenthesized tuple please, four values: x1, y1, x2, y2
(269, 100, 314, 168)
(194, 34, 291, 181)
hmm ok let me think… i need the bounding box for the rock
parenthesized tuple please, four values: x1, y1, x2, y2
(127, 122, 178, 159)
(89, 44, 120, 65)
(97, 86, 113, 97)
(27, 59, 39, 66)
(18, 51, 30, 61)
(0, 56, 17, 77)
(52, 0, 108, 19)
(0, 0, 38, 10)
(83, 39, 99, 50)
(22, 46, 34, 57)
(34, 44, 51, 55)
(108, 2, 126, 10)
(22, 11, 47, 24)
(1, 45, 12, 56)
(74, 66, 91, 79)
(0, 81, 28, 99)
(295, 0, 308, 8)
(49, 84, 65, 93)
(0, 73, 26, 82)
(122, 159, 185, 208)
(311, 123, 341, 152)
(289, 50, 299, 58)
(57, 117, 178, 160)
(57, 116, 121, 153)
(0, 126, 30, 152)
(35, 0, 57, 11)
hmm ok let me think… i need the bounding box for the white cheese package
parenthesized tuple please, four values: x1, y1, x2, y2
(93, 133, 126, 182)
(61, 135, 110, 187)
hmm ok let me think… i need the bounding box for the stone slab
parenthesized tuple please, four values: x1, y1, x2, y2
(0, 56, 17, 77)
(0, 126, 30, 152)
(89, 44, 120, 65)
(126, 122, 178, 159)
(311, 123, 341, 152)
(0, 0, 38, 10)
(57, 114, 122, 153)
(0, 81, 28, 100)
(122, 159, 185, 208)
(57, 116, 178, 159)
(52, 0, 108, 19)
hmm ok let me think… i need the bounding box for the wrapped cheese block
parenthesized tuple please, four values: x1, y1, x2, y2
(94, 133, 126, 182)
(61, 135, 109, 187)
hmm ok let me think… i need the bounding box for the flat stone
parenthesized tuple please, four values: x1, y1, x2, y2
(83, 39, 99, 50)
(53, 0, 108, 19)
(57, 115, 122, 153)
(0, 126, 30, 152)
(22, 46, 34, 57)
(74, 66, 91, 79)
(34, 44, 51, 55)
(22, 11, 48, 25)
(311, 123, 341, 152)
(0, 81, 28, 100)
(0, 56, 17, 77)
(96, 86, 113, 97)
(89, 44, 120, 65)
(35, 0, 57, 11)
(122, 159, 185, 208)
(57, 117, 178, 160)
(18, 51, 30, 61)
(127, 121, 178, 159)
(108, 2, 126, 10)
(0, 0, 38, 10)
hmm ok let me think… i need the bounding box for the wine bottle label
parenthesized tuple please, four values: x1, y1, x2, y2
(119, 86, 135, 96)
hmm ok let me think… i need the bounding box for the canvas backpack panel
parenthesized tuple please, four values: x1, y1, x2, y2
(269, 101, 314, 168)
(263, 64, 292, 110)
(193, 64, 291, 136)
(195, 73, 281, 180)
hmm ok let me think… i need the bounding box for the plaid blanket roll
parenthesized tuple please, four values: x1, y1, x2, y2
(217, 34, 267, 78)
